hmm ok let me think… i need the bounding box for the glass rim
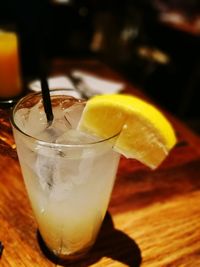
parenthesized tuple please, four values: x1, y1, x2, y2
(10, 89, 119, 148)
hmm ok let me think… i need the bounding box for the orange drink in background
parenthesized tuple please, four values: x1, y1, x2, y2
(0, 30, 22, 99)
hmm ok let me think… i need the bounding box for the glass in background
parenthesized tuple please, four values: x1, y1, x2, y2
(0, 25, 23, 106)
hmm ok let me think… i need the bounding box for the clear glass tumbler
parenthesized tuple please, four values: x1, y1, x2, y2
(10, 90, 120, 261)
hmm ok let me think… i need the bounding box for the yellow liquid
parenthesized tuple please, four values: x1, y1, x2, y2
(20, 145, 119, 258)
(0, 31, 22, 98)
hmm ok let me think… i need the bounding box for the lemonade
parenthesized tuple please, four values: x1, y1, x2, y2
(11, 91, 120, 259)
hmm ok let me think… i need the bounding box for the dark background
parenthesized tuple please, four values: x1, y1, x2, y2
(0, 0, 200, 133)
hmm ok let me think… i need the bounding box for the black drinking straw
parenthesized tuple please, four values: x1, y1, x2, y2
(33, 2, 53, 125)
(40, 71, 54, 125)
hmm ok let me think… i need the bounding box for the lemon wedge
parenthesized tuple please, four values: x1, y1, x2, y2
(78, 94, 176, 169)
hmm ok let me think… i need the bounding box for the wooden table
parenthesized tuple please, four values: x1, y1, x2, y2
(1, 59, 200, 267)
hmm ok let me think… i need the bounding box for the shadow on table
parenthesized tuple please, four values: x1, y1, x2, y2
(37, 212, 142, 267)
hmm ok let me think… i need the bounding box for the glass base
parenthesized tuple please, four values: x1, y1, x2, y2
(55, 246, 92, 262)
(0, 98, 17, 108)
(0, 94, 24, 108)
(37, 230, 92, 265)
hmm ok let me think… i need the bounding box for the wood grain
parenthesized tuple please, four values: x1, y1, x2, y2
(0, 59, 200, 267)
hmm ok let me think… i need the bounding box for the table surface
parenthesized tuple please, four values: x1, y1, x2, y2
(1, 59, 200, 267)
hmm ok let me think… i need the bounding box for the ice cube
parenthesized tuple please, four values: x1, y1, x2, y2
(14, 108, 30, 130)
(55, 129, 97, 145)
(46, 154, 80, 201)
(33, 103, 78, 142)
(35, 147, 78, 194)
(64, 102, 85, 129)
(35, 126, 64, 143)
(49, 180, 74, 201)
(35, 152, 55, 192)
(71, 150, 95, 185)
(25, 101, 47, 136)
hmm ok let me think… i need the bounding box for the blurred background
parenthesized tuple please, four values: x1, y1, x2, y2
(0, 0, 200, 133)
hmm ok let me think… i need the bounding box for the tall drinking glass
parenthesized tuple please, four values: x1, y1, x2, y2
(10, 90, 120, 261)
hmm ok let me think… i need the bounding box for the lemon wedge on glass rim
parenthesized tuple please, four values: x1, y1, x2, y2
(78, 94, 177, 169)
